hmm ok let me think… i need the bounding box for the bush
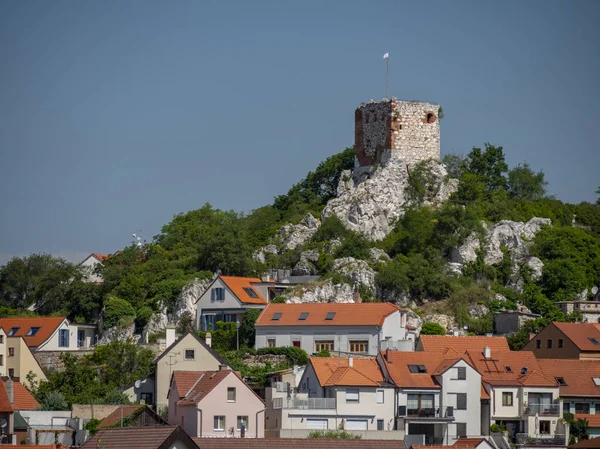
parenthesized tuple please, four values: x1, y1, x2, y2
(103, 297, 136, 329)
(313, 349, 330, 357)
(38, 390, 68, 411)
(308, 430, 362, 439)
(84, 418, 101, 436)
(271, 296, 286, 304)
(420, 322, 446, 335)
(255, 346, 309, 366)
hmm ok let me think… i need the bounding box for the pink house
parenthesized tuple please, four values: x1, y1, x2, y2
(168, 369, 265, 438)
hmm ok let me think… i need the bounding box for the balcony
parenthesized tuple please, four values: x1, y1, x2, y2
(524, 404, 560, 415)
(271, 381, 290, 393)
(380, 339, 414, 351)
(516, 433, 567, 447)
(273, 397, 336, 410)
(400, 406, 455, 421)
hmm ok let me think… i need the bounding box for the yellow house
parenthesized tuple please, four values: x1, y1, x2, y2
(0, 326, 47, 389)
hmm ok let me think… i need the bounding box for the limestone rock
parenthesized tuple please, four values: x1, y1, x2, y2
(422, 314, 458, 334)
(325, 239, 342, 255)
(146, 304, 168, 335)
(170, 276, 213, 324)
(279, 214, 321, 250)
(468, 303, 490, 318)
(526, 257, 544, 281)
(576, 288, 589, 301)
(292, 249, 320, 276)
(450, 232, 481, 265)
(370, 248, 391, 263)
(285, 280, 354, 304)
(332, 257, 376, 291)
(446, 263, 464, 276)
(405, 309, 424, 334)
(495, 293, 508, 303)
(483, 218, 551, 265)
(252, 244, 278, 263)
(99, 322, 137, 345)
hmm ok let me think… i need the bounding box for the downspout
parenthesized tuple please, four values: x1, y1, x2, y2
(197, 408, 202, 437)
(255, 408, 266, 438)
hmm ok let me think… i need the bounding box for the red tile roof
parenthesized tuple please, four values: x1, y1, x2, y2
(193, 438, 406, 449)
(552, 322, 600, 352)
(11, 379, 40, 410)
(92, 253, 109, 262)
(174, 370, 231, 405)
(310, 357, 384, 387)
(82, 426, 195, 449)
(569, 439, 600, 449)
(380, 351, 445, 389)
(418, 335, 509, 353)
(171, 371, 208, 399)
(219, 276, 268, 304)
(255, 302, 402, 327)
(414, 438, 492, 449)
(0, 379, 12, 413)
(0, 317, 65, 347)
(537, 359, 600, 397)
(575, 414, 600, 428)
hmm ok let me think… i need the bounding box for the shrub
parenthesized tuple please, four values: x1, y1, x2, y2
(84, 418, 101, 436)
(103, 297, 136, 329)
(313, 349, 330, 357)
(308, 430, 362, 439)
(420, 322, 446, 335)
(255, 346, 309, 366)
(39, 390, 68, 411)
(271, 296, 286, 304)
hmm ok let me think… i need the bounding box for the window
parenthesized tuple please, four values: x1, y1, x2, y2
(26, 327, 40, 336)
(505, 366, 512, 372)
(407, 394, 435, 416)
(243, 287, 259, 298)
(0, 335, 4, 343)
(267, 338, 276, 348)
(141, 392, 153, 404)
(589, 337, 600, 345)
(292, 340, 301, 348)
(408, 364, 427, 373)
(325, 312, 336, 321)
(539, 420, 551, 435)
(377, 419, 384, 431)
(555, 377, 567, 386)
(298, 312, 309, 320)
(456, 423, 467, 438)
(558, 339, 564, 348)
(227, 387, 236, 402)
(456, 393, 467, 410)
(349, 341, 368, 353)
(0, 355, 3, 366)
(8, 368, 14, 378)
(8, 347, 14, 357)
(502, 392, 513, 406)
(8, 327, 19, 336)
(377, 389, 385, 404)
(214, 416, 225, 431)
(315, 340, 334, 352)
(575, 403, 590, 414)
(185, 349, 195, 360)
(594, 378, 600, 386)
(457, 367, 467, 380)
(237, 416, 248, 430)
(211, 288, 225, 301)
(536, 339, 541, 349)
(563, 402, 571, 415)
(306, 419, 328, 430)
(59, 329, 69, 347)
(272, 312, 282, 321)
(346, 388, 359, 403)
(546, 339, 553, 348)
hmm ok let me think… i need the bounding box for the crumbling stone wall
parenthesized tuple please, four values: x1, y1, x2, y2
(34, 350, 92, 373)
(355, 98, 440, 167)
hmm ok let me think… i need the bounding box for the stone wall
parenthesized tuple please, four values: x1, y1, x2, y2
(34, 350, 93, 373)
(355, 98, 440, 167)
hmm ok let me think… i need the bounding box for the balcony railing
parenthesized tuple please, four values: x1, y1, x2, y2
(524, 404, 560, 415)
(271, 381, 290, 393)
(380, 339, 414, 351)
(401, 406, 455, 419)
(516, 433, 567, 446)
(273, 397, 336, 410)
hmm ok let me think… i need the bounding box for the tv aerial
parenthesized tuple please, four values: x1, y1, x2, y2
(132, 231, 143, 248)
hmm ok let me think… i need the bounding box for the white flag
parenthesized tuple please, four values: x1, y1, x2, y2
(383, 52, 389, 59)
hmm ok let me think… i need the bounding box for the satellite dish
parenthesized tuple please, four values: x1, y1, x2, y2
(134, 379, 142, 389)
(0, 419, 7, 428)
(132, 233, 137, 238)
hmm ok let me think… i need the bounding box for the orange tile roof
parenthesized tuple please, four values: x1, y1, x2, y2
(0, 317, 65, 347)
(311, 358, 384, 387)
(413, 438, 491, 449)
(193, 439, 407, 449)
(18, 446, 56, 449)
(0, 379, 12, 413)
(175, 370, 231, 405)
(380, 351, 445, 389)
(481, 383, 490, 400)
(255, 302, 402, 327)
(11, 379, 40, 410)
(418, 335, 509, 353)
(220, 276, 268, 304)
(552, 322, 600, 352)
(82, 426, 191, 449)
(537, 359, 600, 397)
(575, 414, 600, 428)
(171, 371, 212, 399)
(92, 253, 108, 262)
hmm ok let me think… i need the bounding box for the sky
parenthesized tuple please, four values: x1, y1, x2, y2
(1, 0, 599, 266)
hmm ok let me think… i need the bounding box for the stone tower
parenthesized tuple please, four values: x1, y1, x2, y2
(354, 98, 441, 167)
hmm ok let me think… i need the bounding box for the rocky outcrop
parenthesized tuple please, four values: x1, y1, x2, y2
(332, 257, 376, 291)
(252, 244, 278, 263)
(285, 280, 354, 303)
(98, 322, 137, 345)
(405, 309, 424, 334)
(147, 304, 168, 335)
(468, 303, 490, 318)
(322, 156, 457, 241)
(422, 314, 459, 334)
(279, 214, 320, 250)
(292, 249, 320, 276)
(370, 248, 391, 263)
(170, 276, 213, 324)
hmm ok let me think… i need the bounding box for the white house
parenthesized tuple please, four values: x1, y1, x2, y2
(79, 253, 108, 283)
(255, 302, 411, 355)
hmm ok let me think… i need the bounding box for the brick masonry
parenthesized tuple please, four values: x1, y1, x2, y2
(355, 98, 440, 167)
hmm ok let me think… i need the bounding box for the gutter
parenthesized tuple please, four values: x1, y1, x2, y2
(255, 408, 265, 438)
(197, 408, 202, 437)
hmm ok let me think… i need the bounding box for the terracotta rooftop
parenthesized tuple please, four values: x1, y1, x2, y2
(91, 253, 109, 262)
(575, 414, 600, 428)
(413, 437, 493, 449)
(568, 437, 600, 449)
(82, 426, 195, 449)
(418, 335, 509, 353)
(311, 357, 385, 387)
(172, 370, 230, 405)
(256, 302, 402, 327)
(193, 438, 406, 449)
(0, 379, 12, 413)
(11, 379, 40, 410)
(0, 317, 65, 347)
(552, 322, 600, 352)
(538, 359, 600, 397)
(380, 351, 446, 389)
(218, 276, 268, 304)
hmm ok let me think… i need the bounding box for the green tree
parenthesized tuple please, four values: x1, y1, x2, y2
(463, 143, 508, 192)
(240, 308, 261, 348)
(38, 391, 69, 411)
(420, 322, 446, 335)
(507, 163, 548, 200)
(596, 186, 600, 206)
(442, 153, 464, 179)
(102, 297, 136, 329)
(308, 430, 362, 439)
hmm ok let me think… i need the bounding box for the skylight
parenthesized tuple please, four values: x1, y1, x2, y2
(8, 327, 19, 336)
(325, 312, 336, 321)
(593, 377, 600, 386)
(555, 377, 567, 386)
(26, 327, 40, 336)
(408, 364, 428, 374)
(589, 337, 600, 346)
(298, 312, 309, 321)
(505, 366, 512, 373)
(272, 312, 282, 321)
(243, 287, 260, 299)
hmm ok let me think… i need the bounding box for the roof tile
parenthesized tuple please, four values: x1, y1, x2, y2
(552, 322, 600, 352)
(311, 358, 384, 387)
(538, 359, 600, 397)
(0, 317, 65, 347)
(419, 335, 509, 353)
(193, 438, 406, 449)
(220, 276, 268, 305)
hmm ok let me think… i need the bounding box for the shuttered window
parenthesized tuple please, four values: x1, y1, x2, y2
(456, 422, 467, 438)
(346, 388, 359, 403)
(306, 419, 328, 430)
(377, 389, 385, 404)
(457, 393, 467, 410)
(457, 367, 466, 379)
(345, 420, 367, 430)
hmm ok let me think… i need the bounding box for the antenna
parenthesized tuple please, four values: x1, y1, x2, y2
(131, 230, 144, 248)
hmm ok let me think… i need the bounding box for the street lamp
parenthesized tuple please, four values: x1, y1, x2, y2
(236, 320, 241, 350)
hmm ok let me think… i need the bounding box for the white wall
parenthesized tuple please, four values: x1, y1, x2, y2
(491, 387, 521, 419)
(37, 321, 97, 351)
(380, 311, 407, 341)
(0, 327, 6, 377)
(80, 256, 103, 283)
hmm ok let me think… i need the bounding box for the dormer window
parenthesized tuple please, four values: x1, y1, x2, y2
(325, 312, 336, 321)
(408, 365, 427, 374)
(243, 287, 259, 299)
(7, 327, 19, 336)
(272, 312, 282, 321)
(555, 377, 567, 386)
(298, 312, 309, 321)
(26, 327, 40, 336)
(589, 337, 600, 346)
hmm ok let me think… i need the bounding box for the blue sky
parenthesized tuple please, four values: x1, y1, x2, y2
(1, 0, 599, 265)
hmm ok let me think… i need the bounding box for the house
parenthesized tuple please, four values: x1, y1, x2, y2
(0, 317, 97, 352)
(0, 326, 48, 388)
(416, 335, 510, 353)
(555, 300, 600, 324)
(18, 410, 83, 446)
(266, 356, 399, 439)
(522, 322, 600, 360)
(413, 436, 496, 449)
(0, 378, 40, 445)
(127, 329, 230, 409)
(195, 276, 270, 331)
(168, 369, 265, 438)
(79, 253, 109, 283)
(82, 425, 200, 449)
(538, 359, 600, 438)
(255, 303, 411, 355)
(463, 348, 566, 446)
(378, 350, 482, 446)
(97, 405, 167, 430)
(494, 311, 541, 335)
(192, 438, 407, 449)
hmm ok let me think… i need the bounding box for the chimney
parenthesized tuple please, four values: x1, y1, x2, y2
(165, 325, 176, 348)
(348, 357, 353, 368)
(262, 273, 270, 283)
(219, 364, 231, 371)
(385, 349, 391, 363)
(483, 346, 491, 359)
(353, 292, 362, 303)
(453, 330, 459, 336)
(6, 379, 14, 404)
(205, 332, 212, 348)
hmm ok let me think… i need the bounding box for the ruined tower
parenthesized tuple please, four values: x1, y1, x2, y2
(354, 98, 441, 167)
